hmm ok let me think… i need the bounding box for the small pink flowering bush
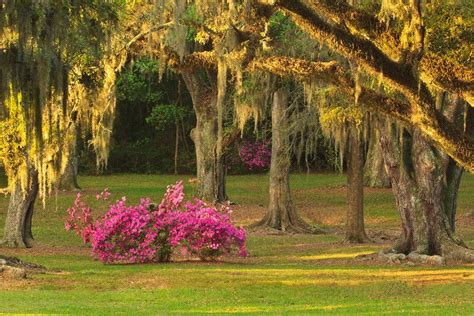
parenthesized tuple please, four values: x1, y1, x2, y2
(172, 201, 247, 260)
(239, 140, 271, 171)
(65, 182, 247, 264)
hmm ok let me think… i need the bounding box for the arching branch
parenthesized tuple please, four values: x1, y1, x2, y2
(279, 0, 473, 105)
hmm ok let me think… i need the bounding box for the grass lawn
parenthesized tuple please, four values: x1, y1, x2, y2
(0, 173, 473, 315)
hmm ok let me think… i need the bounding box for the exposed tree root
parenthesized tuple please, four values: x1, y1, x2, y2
(377, 240, 474, 265)
(0, 254, 46, 280)
(441, 242, 474, 263)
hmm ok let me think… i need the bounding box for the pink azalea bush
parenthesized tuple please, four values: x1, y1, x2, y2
(239, 140, 271, 171)
(65, 182, 247, 264)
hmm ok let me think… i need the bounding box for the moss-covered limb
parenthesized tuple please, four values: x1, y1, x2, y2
(120, 22, 173, 54)
(275, 0, 434, 106)
(247, 55, 474, 172)
(167, 51, 217, 72)
(167, 50, 474, 171)
(278, 0, 473, 106)
(360, 89, 474, 173)
(273, 0, 474, 151)
(303, 0, 401, 59)
(420, 54, 474, 106)
(248, 57, 339, 82)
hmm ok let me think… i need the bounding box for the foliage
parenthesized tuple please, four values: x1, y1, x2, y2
(146, 104, 192, 131)
(116, 58, 163, 105)
(0, 0, 120, 198)
(65, 182, 247, 263)
(424, 0, 474, 67)
(239, 141, 271, 171)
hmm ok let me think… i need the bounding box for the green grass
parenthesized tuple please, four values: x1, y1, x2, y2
(0, 173, 473, 315)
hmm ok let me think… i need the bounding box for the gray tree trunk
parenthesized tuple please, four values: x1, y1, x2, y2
(58, 124, 80, 191)
(253, 88, 316, 233)
(377, 95, 473, 262)
(182, 73, 227, 202)
(364, 122, 391, 188)
(345, 125, 370, 242)
(1, 167, 39, 248)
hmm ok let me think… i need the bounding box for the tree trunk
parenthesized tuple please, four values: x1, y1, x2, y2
(364, 122, 391, 188)
(377, 96, 474, 262)
(182, 73, 227, 202)
(345, 125, 370, 243)
(58, 124, 80, 191)
(174, 120, 179, 175)
(1, 167, 39, 248)
(253, 88, 317, 233)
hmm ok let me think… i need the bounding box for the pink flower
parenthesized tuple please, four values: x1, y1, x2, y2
(65, 181, 248, 264)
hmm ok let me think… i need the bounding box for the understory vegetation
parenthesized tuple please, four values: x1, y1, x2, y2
(0, 173, 472, 314)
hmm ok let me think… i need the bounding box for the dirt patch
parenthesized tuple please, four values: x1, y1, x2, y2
(0, 244, 89, 257)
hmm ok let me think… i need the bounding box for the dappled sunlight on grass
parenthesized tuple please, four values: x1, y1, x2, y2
(188, 303, 366, 314)
(0, 173, 473, 314)
(299, 250, 375, 260)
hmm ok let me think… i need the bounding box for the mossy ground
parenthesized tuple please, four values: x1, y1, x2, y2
(0, 173, 473, 314)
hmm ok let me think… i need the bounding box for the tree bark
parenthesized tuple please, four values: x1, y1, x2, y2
(1, 167, 39, 248)
(182, 73, 227, 202)
(345, 125, 370, 243)
(364, 120, 391, 188)
(253, 88, 317, 233)
(377, 104, 473, 262)
(58, 124, 80, 191)
(174, 119, 179, 175)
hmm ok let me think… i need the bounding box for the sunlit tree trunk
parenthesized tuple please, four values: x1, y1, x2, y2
(253, 88, 316, 233)
(1, 167, 39, 248)
(377, 96, 473, 262)
(345, 125, 369, 243)
(182, 73, 227, 202)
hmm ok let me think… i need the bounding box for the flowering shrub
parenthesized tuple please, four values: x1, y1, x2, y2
(172, 200, 247, 260)
(239, 140, 271, 171)
(65, 193, 94, 243)
(65, 182, 247, 264)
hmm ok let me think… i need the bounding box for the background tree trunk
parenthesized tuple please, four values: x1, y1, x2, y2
(364, 121, 391, 188)
(174, 120, 179, 175)
(345, 125, 370, 243)
(58, 124, 80, 191)
(253, 88, 316, 233)
(182, 73, 227, 202)
(1, 167, 39, 248)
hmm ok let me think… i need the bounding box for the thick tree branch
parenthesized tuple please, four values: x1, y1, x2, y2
(274, 0, 433, 106)
(299, 0, 473, 105)
(249, 56, 474, 173)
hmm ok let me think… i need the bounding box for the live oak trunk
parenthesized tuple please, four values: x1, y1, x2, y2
(253, 88, 316, 233)
(345, 125, 370, 243)
(182, 73, 227, 202)
(364, 121, 391, 188)
(58, 127, 80, 191)
(1, 167, 39, 248)
(377, 95, 473, 262)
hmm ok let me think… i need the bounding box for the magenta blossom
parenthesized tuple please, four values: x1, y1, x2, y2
(239, 140, 271, 171)
(65, 182, 248, 264)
